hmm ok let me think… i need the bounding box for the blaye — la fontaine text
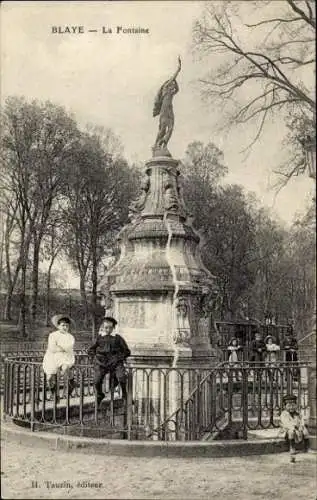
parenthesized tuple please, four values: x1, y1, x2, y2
(51, 26, 150, 34)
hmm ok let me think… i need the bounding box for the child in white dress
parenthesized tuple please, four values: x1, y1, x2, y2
(227, 338, 242, 381)
(264, 335, 280, 365)
(42, 314, 76, 394)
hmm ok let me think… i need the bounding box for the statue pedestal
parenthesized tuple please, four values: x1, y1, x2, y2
(104, 154, 217, 421)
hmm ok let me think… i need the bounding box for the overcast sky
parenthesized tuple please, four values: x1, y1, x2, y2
(1, 1, 314, 235)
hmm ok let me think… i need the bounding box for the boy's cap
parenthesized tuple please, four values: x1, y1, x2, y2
(283, 394, 297, 404)
(104, 316, 118, 327)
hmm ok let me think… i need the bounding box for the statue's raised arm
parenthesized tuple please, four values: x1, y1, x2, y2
(168, 56, 181, 85)
(153, 56, 182, 155)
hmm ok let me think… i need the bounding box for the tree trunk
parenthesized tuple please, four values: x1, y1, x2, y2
(18, 228, 32, 337)
(45, 260, 54, 326)
(19, 258, 27, 338)
(4, 226, 22, 321)
(0, 222, 4, 294)
(4, 292, 13, 322)
(4, 222, 14, 321)
(91, 249, 98, 341)
(31, 239, 41, 322)
(79, 275, 89, 329)
(4, 278, 20, 322)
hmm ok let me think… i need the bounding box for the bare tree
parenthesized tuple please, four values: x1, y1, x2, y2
(193, 1, 315, 160)
(1, 97, 79, 333)
(0, 197, 21, 320)
(40, 215, 65, 326)
(63, 129, 137, 337)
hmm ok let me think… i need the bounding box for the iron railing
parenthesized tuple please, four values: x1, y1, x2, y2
(154, 362, 308, 441)
(0, 340, 91, 355)
(2, 356, 309, 441)
(0, 348, 91, 393)
(220, 348, 298, 364)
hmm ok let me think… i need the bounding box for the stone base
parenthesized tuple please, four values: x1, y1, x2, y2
(152, 146, 172, 158)
(128, 344, 217, 369)
(2, 421, 292, 457)
(129, 345, 192, 367)
(129, 346, 174, 367)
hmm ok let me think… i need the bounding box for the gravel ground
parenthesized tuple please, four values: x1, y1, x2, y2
(1, 439, 316, 500)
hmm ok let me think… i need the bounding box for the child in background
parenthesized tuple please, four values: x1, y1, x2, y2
(264, 335, 280, 365)
(280, 394, 309, 462)
(227, 338, 242, 381)
(250, 331, 266, 363)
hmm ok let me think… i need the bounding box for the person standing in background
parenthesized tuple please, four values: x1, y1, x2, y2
(227, 338, 242, 381)
(265, 335, 280, 365)
(250, 331, 266, 363)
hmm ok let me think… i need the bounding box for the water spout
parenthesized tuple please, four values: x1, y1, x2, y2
(163, 213, 180, 368)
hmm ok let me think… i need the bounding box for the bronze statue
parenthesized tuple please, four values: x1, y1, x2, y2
(153, 56, 181, 152)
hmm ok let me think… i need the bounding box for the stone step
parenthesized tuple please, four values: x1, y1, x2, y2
(2, 419, 291, 457)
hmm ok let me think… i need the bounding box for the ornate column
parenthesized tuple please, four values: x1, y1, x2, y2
(105, 153, 217, 367)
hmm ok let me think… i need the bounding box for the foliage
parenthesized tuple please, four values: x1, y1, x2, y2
(0, 97, 138, 332)
(275, 106, 316, 184)
(182, 140, 315, 328)
(182, 142, 256, 320)
(0, 96, 79, 329)
(1, 95, 314, 338)
(61, 128, 138, 331)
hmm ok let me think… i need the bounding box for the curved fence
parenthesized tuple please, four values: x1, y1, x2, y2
(2, 355, 309, 441)
(154, 362, 309, 440)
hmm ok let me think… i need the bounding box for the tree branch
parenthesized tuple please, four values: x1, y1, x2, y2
(286, 0, 316, 28)
(246, 17, 304, 27)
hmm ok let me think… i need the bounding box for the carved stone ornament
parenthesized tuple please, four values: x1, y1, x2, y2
(173, 328, 191, 346)
(163, 173, 179, 213)
(129, 174, 150, 215)
(190, 295, 202, 318)
(103, 291, 114, 316)
(197, 315, 211, 340)
(196, 285, 218, 318)
(176, 174, 190, 219)
(175, 297, 188, 319)
(174, 297, 191, 345)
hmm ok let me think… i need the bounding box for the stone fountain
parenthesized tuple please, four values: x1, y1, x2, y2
(103, 58, 217, 370)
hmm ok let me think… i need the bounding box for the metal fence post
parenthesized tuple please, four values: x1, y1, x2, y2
(3, 360, 8, 420)
(242, 366, 248, 439)
(227, 369, 233, 426)
(126, 368, 133, 440)
(30, 364, 36, 432)
(79, 370, 84, 425)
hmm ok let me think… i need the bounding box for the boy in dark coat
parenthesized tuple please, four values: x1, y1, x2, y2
(282, 328, 298, 362)
(250, 331, 266, 363)
(88, 317, 131, 405)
